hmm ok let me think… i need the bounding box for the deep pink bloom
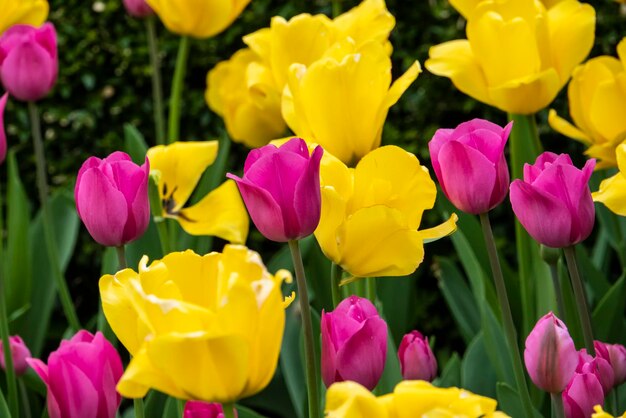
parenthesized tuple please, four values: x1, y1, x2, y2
(398, 330, 437, 381)
(0, 335, 31, 376)
(510, 152, 595, 248)
(576, 349, 614, 395)
(0, 23, 58, 101)
(122, 0, 154, 18)
(0, 93, 7, 164)
(26, 331, 123, 418)
(321, 296, 387, 390)
(184, 401, 237, 418)
(595, 341, 626, 386)
(75, 151, 150, 247)
(562, 373, 605, 418)
(524, 312, 578, 393)
(428, 118, 511, 214)
(227, 137, 323, 242)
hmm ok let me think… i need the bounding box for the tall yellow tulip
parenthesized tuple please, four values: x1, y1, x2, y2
(593, 144, 626, 216)
(314, 145, 457, 279)
(146, 0, 251, 38)
(549, 38, 626, 169)
(100, 245, 291, 402)
(0, 0, 48, 35)
(426, 0, 595, 115)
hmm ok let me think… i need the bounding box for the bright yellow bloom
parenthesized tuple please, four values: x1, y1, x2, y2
(206, 48, 286, 148)
(592, 405, 626, 418)
(325, 380, 509, 418)
(332, 0, 395, 55)
(100, 245, 291, 402)
(426, 0, 595, 115)
(147, 141, 248, 243)
(314, 145, 457, 279)
(0, 0, 48, 35)
(592, 144, 626, 216)
(549, 38, 626, 168)
(145, 0, 250, 38)
(283, 40, 420, 164)
(450, 0, 564, 17)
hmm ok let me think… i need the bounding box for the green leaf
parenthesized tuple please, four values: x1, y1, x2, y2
(375, 328, 402, 395)
(481, 305, 515, 387)
(576, 245, 610, 306)
(0, 388, 10, 418)
(559, 260, 584, 348)
(125, 218, 163, 269)
(497, 382, 544, 418)
(236, 405, 270, 418)
(144, 391, 168, 418)
(461, 332, 497, 398)
(378, 272, 417, 343)
(592, 272, 626, 342)
(436, 353, 461, 388)
(280, 305, 306, 418)
(161, 397, 180, 418)
(124, 123, 149, 164)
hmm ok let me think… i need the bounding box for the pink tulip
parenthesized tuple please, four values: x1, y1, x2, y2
(576, 349, 614, 395)
(398, 330, 437, 381)
(75, 151, 150, 247)
(510, 152, 595, 248)
(562, 372, 605, 418)
(321, 296, 387, 390)
(428, 118, 511, 214)
(0, 335, 31, 376)
(0, 23, 58, 102)
(26, 331, 123, 418)
(227, 137, 323, 242)
(184, 401, 237, 418)
(524, 312, 578, 393)
(122, 0, 154, 17)
(0, 93, 7, 164)
(594, 341, 626, 387)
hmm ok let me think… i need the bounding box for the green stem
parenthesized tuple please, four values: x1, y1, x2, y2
(177, 399, 185, 416)
(222, 404, 236, 418)
(115, 246, 127, 270)
(288, 240, 320, 418)
(19, 380, 31, 418)
(146, 17, 165, 145)
(548, 263, 566, 320)
(563, 246, 595, 355)
(479, 213, 534, 418)
(28, 102, 81, 332)
(167, 36, 190, 144)
(331, 0, 342, 17)
(365, 277, 377, 304)
(330, 262, 342, 308)
(551, 392, 565, 418)
(133, 399, 145, 418)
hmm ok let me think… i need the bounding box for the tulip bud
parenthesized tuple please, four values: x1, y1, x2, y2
(0, 93, 7, 165)
(595, 341, 626, 387)
(227, 137, 323, 242)
(184, 401, 237, 418)
(524, 312, 578, 393)
(398, 330, 437, 381)
(563, 373, 605, 418)
(26, 331, 123, 418)
(0, 335, 31, 376)
(75, 151, 150, 247)
(510, 152, 595, 248)
(428, 118, 511, 215)
(122, 0, 153, 17)
(577, 349, 615, 395)
(321, 296, 387, 390)
(0, 23, 58, 102)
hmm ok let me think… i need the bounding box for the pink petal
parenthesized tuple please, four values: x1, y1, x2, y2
(26, 358, 49, 384)
(0, 38, 56, 101)
(243, 144, 279, 174)
(428, 128, 454, 185)
(293, 145, 323, 239)
(279, 137, 310, 159)
(321, 312, 338, 388)
(48, 357, 99, 418)
(0, 93, 7, 164)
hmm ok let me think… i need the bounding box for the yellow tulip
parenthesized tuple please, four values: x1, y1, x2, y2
(145, 0, 250, 38)
(206, 48, 286, 148)
(592, 144, 626, 216)
(147, 141, 249, 243)
(99, 245, 291, 402)
(549, 38, 626, 168)
(283, 40, 420, 164)
(592, 405, 626, 418)
(450, 0, 564, 18)
(314, 145, 457, 279)
(325, 381, 389, 418)
(0, 0, 48, 35)
(332, 0, 395, 55)
(426, 0, 595, 115)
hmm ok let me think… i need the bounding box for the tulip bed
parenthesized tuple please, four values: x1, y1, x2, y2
(0, 1, 626, 418)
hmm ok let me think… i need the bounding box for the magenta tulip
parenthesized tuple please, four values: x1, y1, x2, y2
(227, 137, 323, 242)
(562, 372, 605, 418)
(428, 118, 511, 214)
(122, 0, 153, 18)
(26, 331, 123, 418)
(0, 93, 7, 164)
(594, 341, 626, 387)
(0, 335, 31, 376)
(0, 23, 58, 102)
(75, 151, 150, 247)
(510, 152, 595, 248)
(576, 349, 614, 395)
(524, 312, 578, 393)
(398, 330, 437, 381)
(184, 402, 237, 418)
(321, 296, 387, 390)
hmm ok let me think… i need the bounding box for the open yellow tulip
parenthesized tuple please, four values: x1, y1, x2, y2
(593, 144, 626, 216)
(1, 0, 48, 35)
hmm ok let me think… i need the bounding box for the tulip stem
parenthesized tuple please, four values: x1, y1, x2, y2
(288, 240, 320, 418)
(366, 277, 377, 305)
(115, 246, 127, 270)
(146, 17, 165, 145)
(223, 404, 236, 418)
(563, 246, 595, 355)
(28, 102, 81, 332)
(331, 0, 342, 17)
(330, 262, 342, 308)
(551, 392, 565, 418)
(479, 213, 534, 418)
(548, 263, 566, 320)
(167, 36, 190, 144)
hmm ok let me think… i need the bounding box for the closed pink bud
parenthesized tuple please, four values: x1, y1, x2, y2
(75, 151, 150, 247)
(321, 296, 387, 390)
(26, 331, 123, 418)
(510, 152, 595, 248)
(562, 373, 605, 418)
(398, 330, 437, 381)
(184, 402, 237, 418)
(227, 138, 323, 242)
(0, 336, 31, 376)
(122, 0, 153, 18)
(594, 341, 626, 386)
(576, 349, 614, 395)
(0, 23, 58, 102)
(524, 312, 578, 393)
(0, 93, 7, 164)
(428, 118, 511, 214)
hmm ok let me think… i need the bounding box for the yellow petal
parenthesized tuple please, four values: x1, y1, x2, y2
(421, 213, 459, 243)
(487, 68, 561, 114)
(333, 0, 396, 50)
(0, 0, 48, 35)
(589, 78, 626, 144)
(548, 109, 590, 144)
(315, 185, 348, 265)
(593, 145, 626, 216)
(449, 0, 481, 18)
(325, 381, 388, 418)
